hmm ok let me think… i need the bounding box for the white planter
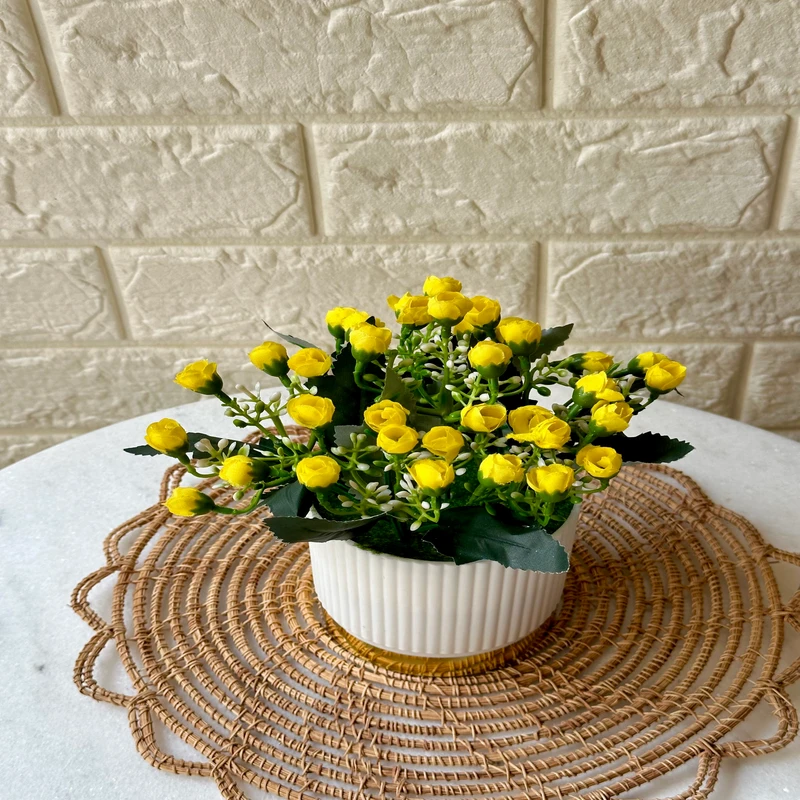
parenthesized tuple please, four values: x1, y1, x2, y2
(309, 505, 579, 660)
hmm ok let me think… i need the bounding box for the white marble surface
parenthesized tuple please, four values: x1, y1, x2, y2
(1, 397, 799, 799)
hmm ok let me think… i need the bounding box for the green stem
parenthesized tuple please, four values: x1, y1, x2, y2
(214, 488, 264, 515)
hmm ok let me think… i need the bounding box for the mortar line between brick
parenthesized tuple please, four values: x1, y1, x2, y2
(24, 0, 70, 116)
(730, 343, 755, 421)
(536, 240, 550, 323)
(299, 124, 325, 237)
(769, 114, 797, 230)
(542, 0, 557, 110)
(95, 246, 133, 340)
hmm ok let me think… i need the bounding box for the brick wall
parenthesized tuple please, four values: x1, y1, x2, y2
(2, 0, 799, 467)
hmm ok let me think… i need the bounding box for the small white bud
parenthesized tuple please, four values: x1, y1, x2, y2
(281, 436, 292, 446)
(479, 393, 490, 403)
(341, 501, 354, 508)
(357, 463, 371, 471)
(455, 468, 467, 476)
(270, 391, 282, 404)
(379, 503, 394, 512)
(309, 385, 318, 395)
(396, 491, 410, 499)
(224, 408, 235, 417)
(410, 521, 422, 531)
(218, 439, 229, 450)
(455, 452, 471, 461)
(366, 481, 379, 492)
(440, 502, 450, 510)
(507, 376, 522, 385)
(421, 501, 431, 510)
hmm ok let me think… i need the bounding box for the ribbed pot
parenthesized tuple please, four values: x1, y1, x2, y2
(309, 506, 579, 659)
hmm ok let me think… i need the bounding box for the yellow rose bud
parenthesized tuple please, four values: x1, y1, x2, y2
(508, 405, 553, 434)
(467, 340, 513, 379)
(296, 455, 341, 489)
(628, 351, 666, 374)
(165, 487, 215, 517)
(388, 292, 432, 326)
(326, 307, 362, 337)
(340, 309, 371, 332)
(408, 459, 455, 493)
(573, 371, 625, 407)
(478, 453, 524, 486)
(581, 351, 614, 373)
(349, 321, 393, 360)
(576, 444, 623, 479)
(287, 347, 332, 378)
(590, 401, 633, 434)
(453, 317, 475, 336)
(421, 426, 465, 462)
(530, 417, 573, 450)
(249, 341, 289, 377)
(495, 317, 542, 357)
(376, 424, 419, 454)
(144, 418, 188, 455)
(423, 275, 462, 296)
(218, 454, 257, 488)
(364, 399, 409, 431)
(286, 395, 335, 428)
(460, 403, 507, 433)
(645, 359, 687, 393)
(428, 291, 473, 325)
(526, 463, 575, 499)
(461, 296, 502, 330)
(174, 359, 222, 395)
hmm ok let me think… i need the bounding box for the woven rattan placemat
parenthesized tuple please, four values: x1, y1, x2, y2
(72, 462, 800, 799)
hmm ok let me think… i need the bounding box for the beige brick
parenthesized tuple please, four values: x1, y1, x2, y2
(0, 0, 54, 116)
(39, 0, 541, 115)
(0, 433, 72, 469)
(555, 341, 745, 417)
(109, 243, 537, 343)
(547, 241, 800, 340)
(0, 347, 278, 429)
(0, 247, 120, 340)
(555, 1, 800, 109)
(741, 344, 800, 427)
(315, 118, 784, 237)
(0, 126, 309, 240)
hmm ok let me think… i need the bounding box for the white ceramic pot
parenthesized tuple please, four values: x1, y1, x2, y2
(309, 505, 579, 659)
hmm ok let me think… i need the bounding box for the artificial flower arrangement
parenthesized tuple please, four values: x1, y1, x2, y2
(128, 275, 692, 574)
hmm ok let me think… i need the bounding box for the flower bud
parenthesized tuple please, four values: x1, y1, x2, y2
(376, 424, 419, 454)
(296, 455, 341, 489)
(478, 453, 524, 486)
(165, 487, 215, 517)
(526, 463, 575, 500)
(495, 317, 542, 357)
(174, 359, 223, 395)
(421, 426, 465, 462)
(326, 306, 363, 338)
(576, 444, 623, 479)
(422, 275, 462, 296)
(572, 371, 624, 407)
(349, 322, 393, 361)
(589, 401, 633, 434)
(467, 340, 512, 379)
(286, 395, 335, 428)
(528, 417, 572, 450)
(287, 348, 332, 378)
(508, 405, 553, 436)
(364, 399, 410, 431)
(249, 341, 289, 377)
(219, 454, 259, 488)
(645, 360, 687, 393)
(627, 351, 667, 375)
(460, 403, 507, 433)
(144, 418, 188, 455)
(387, 293, 432, 326)
(427, 291, 473, 325)
(454, 296, 502, 335)
(579, 351, 614, 373)
(408, 459, 455, 494)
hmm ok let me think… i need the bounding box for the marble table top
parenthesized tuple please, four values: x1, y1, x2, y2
(1, 397, 799, 799)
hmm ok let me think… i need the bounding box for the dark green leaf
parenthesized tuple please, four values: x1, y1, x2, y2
(261, 481, 314, 518)
(532, 324, 574, 359)
(425, 507, 569, 573)
(413, 412, 444, 432)
(333, 424, 366, 447)
(267, 514, 380, 543)
(306, 345, 364, 427)
(124, 443, 161, 456)
(263, 321, 319, 350)
(600, 431, 694, 464)
(381, 362, 417, 417)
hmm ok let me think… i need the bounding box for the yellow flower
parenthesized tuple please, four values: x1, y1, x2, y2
(495, 317, 542, 356)
(409, 459, 455, 493)
(529, 417, 572, 449)
(287, 347, 332, 378)
(165, 487, 215, 517)
(467, 340, 512, 378)
(249, 341, 289, 376)
(629, 351, 666, 374)
(478, 454, 524, 486)
(576, 445, 623, 479)
(581, 351, 614, 373)
(376, 424, 419, 454)
(590, 401, 633, 434)
(219, 455, 256, 488)
(296, 455, 341, 489)
(286, 395, 335, 428)
(423, 275, 462, 296)
(458, 296, 502, 332)
(526, 464, 575, 498)
(326, 307, 363, 337)
(645, 360, 687, 392)
(421, 426, 464, 462)
(508, 405, 553, 434)
(364, 399, 409, 431)
(387, 293, 432, 326)
(428, 291, 473, 325)
(349, 321, 392, 360)
(573, 371, 625, 406)
(174, 359, 222, 394)
(144, 418, 188, 455)
(460, 403, 507, 432)
(341, 309, 372, 331)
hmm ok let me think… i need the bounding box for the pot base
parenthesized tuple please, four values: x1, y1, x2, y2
(324, 610, 552, 677)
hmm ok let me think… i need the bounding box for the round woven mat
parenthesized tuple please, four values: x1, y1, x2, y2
(73, 461, 800, 800)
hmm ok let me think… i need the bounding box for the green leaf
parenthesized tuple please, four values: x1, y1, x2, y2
(532, 324, 574, 359)
(263, 321, 319, 350)
(262, 481, 313, 518)
(599, 431, 694, 464)
(413, 412, 444, 432)
(333, 424, 366, 447)
(266, 514, 379, 543)
(306, 345, 364, 426)
(381, 361, 417, 417)
(425, 507, 569, 573)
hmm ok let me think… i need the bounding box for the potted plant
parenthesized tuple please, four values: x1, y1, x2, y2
(128, 275, 692, 664)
